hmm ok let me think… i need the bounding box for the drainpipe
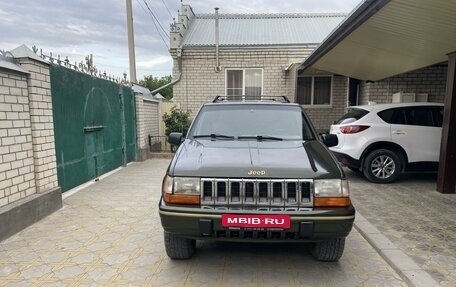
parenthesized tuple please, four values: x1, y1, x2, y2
(151, 47, 183, 95)
(214, 7, 222, 73)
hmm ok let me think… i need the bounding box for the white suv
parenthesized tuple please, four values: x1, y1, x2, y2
(329, 102, 444, 183)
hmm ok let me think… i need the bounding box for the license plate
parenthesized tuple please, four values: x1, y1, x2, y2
(221, 214, 290, 229)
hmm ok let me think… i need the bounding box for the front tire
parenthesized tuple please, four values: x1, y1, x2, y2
(312, 238, 345, 262)
(363, 149, 402, 183)
(164, 231, 196, 259)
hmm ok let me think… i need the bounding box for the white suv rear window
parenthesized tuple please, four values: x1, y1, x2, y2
(334, 108, 369, 125)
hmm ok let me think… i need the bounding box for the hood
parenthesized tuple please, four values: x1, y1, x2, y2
(169, 139, 342, 179)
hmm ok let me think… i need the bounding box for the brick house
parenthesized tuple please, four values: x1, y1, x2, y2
(170, 4, 349, 132)
(169, 4, 447, 132)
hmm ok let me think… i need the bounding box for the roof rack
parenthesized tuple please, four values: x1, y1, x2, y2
(212, 96, 290, 103)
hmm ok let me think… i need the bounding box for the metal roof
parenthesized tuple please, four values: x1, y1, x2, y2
(182, 13, 347, 47)
(0, 59, 29, 74)
(0, 49, 29, 74)
(299, 0, 456, 81)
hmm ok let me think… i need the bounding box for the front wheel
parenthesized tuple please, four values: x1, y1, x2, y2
(312, 238, 345, 261)
(363, 149, 402, 183)
(164, 231, 196, 259)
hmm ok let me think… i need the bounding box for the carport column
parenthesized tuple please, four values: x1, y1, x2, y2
(437, 52, 456, 194)
(17, 56, 58, 192)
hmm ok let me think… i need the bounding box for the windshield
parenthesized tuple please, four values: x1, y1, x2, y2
(189, 105, 315, 140)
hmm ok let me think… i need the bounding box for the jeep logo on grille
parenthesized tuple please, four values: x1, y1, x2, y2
(247, 170, 266, 176)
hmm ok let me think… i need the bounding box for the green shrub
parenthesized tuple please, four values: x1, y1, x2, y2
(162, 106, 191, 137)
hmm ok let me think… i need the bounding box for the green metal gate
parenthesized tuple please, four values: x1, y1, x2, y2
(50, 65, 136, 192)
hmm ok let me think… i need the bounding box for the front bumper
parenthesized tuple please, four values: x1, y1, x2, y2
(159, 198, 355, 242)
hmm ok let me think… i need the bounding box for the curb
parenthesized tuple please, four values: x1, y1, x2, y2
(149, 152, 175, 159)
(62, 163, 135, 200)
(354, 212, 440, 287)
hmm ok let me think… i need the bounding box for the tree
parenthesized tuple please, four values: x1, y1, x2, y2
(162, 106, 191, 137)
(139, 75, 173, 100)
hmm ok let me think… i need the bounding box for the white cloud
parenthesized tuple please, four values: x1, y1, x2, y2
(65, 24, 102, 37)
(137, 56, 172, 69)
(0, 0, 361, 79)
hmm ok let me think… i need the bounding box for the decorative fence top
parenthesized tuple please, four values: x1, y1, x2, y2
(31, 45, 130, 84)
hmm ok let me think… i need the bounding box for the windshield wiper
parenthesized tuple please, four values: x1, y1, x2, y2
(193, 134, 234, 140)
(238, 135, 283, 141)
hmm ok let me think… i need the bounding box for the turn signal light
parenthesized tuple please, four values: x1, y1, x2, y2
(314, 197, 351, 207)
(162, 175, 201, 205)
(340, 125, 370, 134)
(163, 193, 200, 205)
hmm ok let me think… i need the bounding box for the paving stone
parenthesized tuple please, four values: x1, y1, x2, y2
(348, 168, 456, 286)
(0, 159, 408, 286)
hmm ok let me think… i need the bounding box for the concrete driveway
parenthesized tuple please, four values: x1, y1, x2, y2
(0, 159, 407, 286)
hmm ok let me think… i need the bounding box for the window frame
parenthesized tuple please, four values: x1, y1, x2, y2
(225, 68, 264, 99)
(296, 75, 333, 107)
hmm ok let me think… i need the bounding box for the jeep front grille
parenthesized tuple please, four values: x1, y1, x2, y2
(201, 178, 313, 207)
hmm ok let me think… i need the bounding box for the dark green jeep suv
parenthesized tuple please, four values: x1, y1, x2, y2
(159, 97, 355, 261)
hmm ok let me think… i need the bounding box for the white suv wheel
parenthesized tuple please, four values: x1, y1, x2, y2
(363, 149, 402, 183)
(370, 155, 396, 179)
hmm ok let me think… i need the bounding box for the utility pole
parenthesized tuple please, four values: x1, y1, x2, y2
(126, 0, 137, 83)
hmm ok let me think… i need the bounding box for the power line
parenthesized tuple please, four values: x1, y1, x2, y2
(143, 0, 169, 40)
(160, 0, 174, 20)
(136, 0, 169, 50)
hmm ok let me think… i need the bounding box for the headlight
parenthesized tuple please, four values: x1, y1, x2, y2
(314, 179, 350, 207)
(314, 179, 343, 197)
(162, 175, 200, 205)
(173, 177, 200, 195)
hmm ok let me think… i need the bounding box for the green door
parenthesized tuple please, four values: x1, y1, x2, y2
(50, 64, 136, 192)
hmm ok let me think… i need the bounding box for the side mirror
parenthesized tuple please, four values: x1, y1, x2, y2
(321, 134, 338, 148)
(168, 132, 183, 146)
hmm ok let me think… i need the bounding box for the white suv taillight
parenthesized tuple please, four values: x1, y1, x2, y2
(340, 125, 370, 134)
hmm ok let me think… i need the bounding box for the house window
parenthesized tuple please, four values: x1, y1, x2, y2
(296, 76, 332, 105)
(226, 69, 263, 100)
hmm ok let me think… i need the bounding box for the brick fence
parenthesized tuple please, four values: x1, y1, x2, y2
(135, 93, 160, 160)
(0, 46, 61, 241)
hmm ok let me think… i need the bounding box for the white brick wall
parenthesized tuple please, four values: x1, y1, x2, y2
(17, 59, 58, 192)
(172, 47, 317, 116)
(135, 94, 146, 149)
(0, 56, 59, 208)
(0, 71, 36, 207)
(143, 100, 160, 139)
(359, 64, 447, 105)
(171, 46, 348, 132)
(135, 94, 160, 150)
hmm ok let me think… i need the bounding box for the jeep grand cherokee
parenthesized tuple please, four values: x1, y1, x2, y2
(159, 96, 355, 261)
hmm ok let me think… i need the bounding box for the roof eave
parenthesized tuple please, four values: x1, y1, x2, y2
(298, 0, 391, 72)
(181, 43, 320, 50)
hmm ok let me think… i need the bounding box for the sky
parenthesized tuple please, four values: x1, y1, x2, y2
(0, 0, 361, 81)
